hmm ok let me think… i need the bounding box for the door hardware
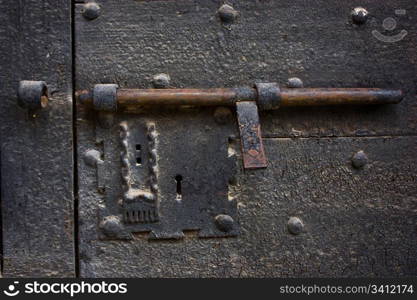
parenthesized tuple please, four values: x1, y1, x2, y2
(77, 84, 403, 169)
(17, 80, 49, 110)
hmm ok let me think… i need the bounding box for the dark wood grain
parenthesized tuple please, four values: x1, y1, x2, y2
(75, 0, 417, 277)
(77, 127, 417, 276)
(75, 0, 417, 137)
(0, 0, 74, 277)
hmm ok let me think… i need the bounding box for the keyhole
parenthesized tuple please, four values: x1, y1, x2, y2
(175, 175, 183, 201)
(135, 144, 142, 165)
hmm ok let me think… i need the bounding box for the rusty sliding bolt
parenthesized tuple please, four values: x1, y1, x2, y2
(76, 84, 403, 169)
(77, 86, 403, 110)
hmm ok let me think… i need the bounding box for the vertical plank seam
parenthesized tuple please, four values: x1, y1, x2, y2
(71, 0, 80, 278)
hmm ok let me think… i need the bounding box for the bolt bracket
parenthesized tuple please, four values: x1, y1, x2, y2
(93, 84, 118, 112)
(17, 80, 48, 110)
(255, 82, 281, 110)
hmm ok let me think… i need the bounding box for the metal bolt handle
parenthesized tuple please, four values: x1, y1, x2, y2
(77, 84, 403, 112)
(76, 83, 403, 170)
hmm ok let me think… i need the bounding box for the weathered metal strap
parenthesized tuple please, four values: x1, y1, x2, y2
(236, 101, 267, 169)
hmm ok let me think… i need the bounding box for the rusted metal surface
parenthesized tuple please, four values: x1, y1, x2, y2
(79, 85, 403, 171)
(78, 88, 238, 107)
(255, 82, 281, 110)
(119, 88, 238, 107)
(236, 101, 267, 169)
(280, 88, 404, 107)
(77, 87, 403, 110)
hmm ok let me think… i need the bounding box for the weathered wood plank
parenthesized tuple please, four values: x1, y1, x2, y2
(75, 0, 416, 277)
(77, 133, 416, 277)
(75, 0, 417, 137)
(0, 0, 74, 277)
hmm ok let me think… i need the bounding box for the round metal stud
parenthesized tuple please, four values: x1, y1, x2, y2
(84, 149, 103, 167)
(287, 217, 304, 235)
(287, 77, 304, 88)
(99, 216, 124, 238)
(351, 150, 368, 169)
(351, 7, 368, 24)
(215, 214, 234, 232)
(152, 73, 171, 89)
(82, 2, 101, 20)
(218, 4, 238, 23)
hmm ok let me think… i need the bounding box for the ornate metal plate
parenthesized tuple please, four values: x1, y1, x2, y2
(94, 110, 239, 240)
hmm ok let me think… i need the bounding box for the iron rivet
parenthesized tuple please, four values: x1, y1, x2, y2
(215, 214, 234, 232)
(99, 216, 124, 238)
(82, 2, 101, 20)
(287, 77, 304, 88)
(287, 217, 304, 235)
(84, 149, 103, 167)
(152, 73, 171, 89)
(351, 150, 368, 169)
(351, 7, 368, 24)
(214, 107, 232, 124)
(218, 4, 238, 23)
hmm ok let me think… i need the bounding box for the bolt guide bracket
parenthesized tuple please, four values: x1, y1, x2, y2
(74, 82, 403, 240)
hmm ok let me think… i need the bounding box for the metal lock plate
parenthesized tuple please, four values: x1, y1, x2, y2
(95, 110, 239, 240)
(83, 82, 404, 241)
